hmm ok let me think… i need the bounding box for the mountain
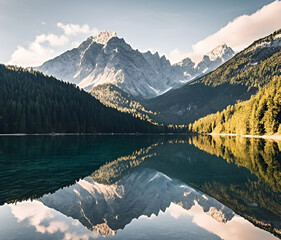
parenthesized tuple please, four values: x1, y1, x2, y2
(146, 29, 281, 124)
(0, 64, 160, 133)
(39, 168, 234, 236)
(36, 30, 234, 99)
(190, 75, 281, 135)
(36, 30, 175, 99)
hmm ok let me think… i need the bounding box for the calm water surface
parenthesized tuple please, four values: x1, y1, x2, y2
(0, 135, 280, 240)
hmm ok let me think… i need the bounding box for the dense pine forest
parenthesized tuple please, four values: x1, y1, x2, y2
(190, 76, 281, 135)
(0, 65, 160, 133)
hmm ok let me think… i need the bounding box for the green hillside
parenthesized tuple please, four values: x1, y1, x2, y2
(0, 65, 160, 133)
(190, 76, 281, 135)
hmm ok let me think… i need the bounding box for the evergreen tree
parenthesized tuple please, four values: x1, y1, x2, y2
(191, 76, 281, 135)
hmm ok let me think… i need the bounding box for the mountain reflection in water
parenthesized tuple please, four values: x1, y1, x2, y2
(0, 135, 280, 239)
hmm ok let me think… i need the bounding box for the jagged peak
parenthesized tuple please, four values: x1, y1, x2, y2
(142, 50, 160, 57)
(175, 57, 195, 67)
(153, 51, 160, 58)
(160, 54, 167, 60)
(92, 30, 117, 45)
(205, 43, 234, 61)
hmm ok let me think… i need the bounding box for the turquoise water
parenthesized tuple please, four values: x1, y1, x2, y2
(0, 135, 280, 239)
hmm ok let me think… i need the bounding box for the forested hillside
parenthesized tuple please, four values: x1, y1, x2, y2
(147, 29, 281, 124)
(190, 76, 281, 135)
(0, 65, 160, 133)
(90, 84, 157, 124)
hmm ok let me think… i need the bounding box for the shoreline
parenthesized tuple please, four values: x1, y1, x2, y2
(1, 132, 280, 141)
(0, 132, 192, 137)
(208, 132, 281, 141)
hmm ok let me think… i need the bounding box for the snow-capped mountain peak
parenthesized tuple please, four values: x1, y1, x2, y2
(205, 43, 234, 61)
(194, 44, 235, 74)
(36, 32, 235, 99)
(92, 30, 117, 45)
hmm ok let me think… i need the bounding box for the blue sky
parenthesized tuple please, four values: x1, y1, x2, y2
(1, 0, 280, 66)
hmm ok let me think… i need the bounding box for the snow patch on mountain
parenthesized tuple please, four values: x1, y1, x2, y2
(247, 30, 281, 53)
(92, 30, 117, 44)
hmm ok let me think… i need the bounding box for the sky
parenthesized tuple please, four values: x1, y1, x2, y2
(0, 0, 280, 67)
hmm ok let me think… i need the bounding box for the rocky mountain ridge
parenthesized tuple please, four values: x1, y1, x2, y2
(36, 30, 235, 99)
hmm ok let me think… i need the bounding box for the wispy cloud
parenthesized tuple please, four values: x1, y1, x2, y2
(169, 0, 281, 63)
(57, 22, 98, 36)
(7, 22, 99, 67)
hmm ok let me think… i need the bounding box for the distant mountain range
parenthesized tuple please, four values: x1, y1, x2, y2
(36, 30, 235, 99)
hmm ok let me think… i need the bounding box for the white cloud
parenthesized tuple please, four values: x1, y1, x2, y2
(7, 34, 68, 67)
(36, 33, 69, 47)
(169, 0, 281, 64)
(168, 48, 190, 65)
(7, 22, 99, 67)
(7, 41, 55, 67)
(57, 22, 99, 36)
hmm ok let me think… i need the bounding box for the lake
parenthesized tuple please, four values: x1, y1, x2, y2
(0, 135, 280, 240)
